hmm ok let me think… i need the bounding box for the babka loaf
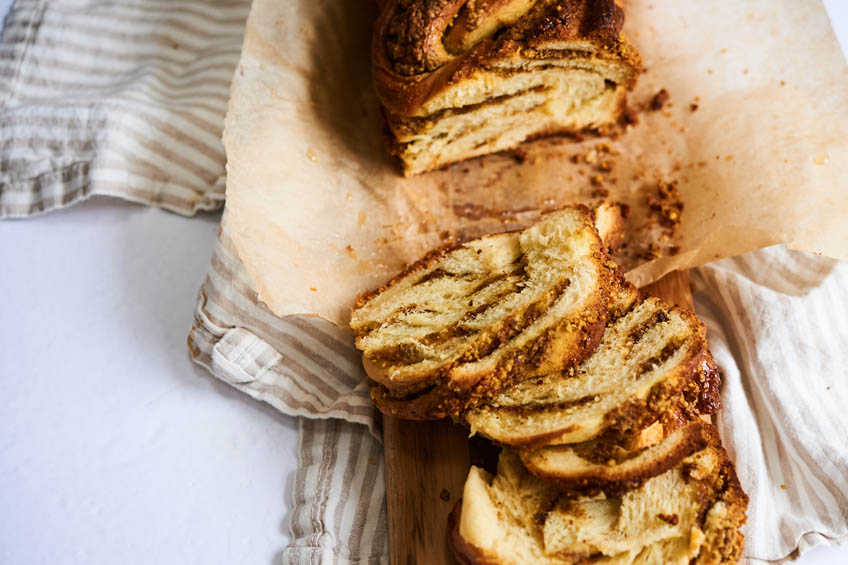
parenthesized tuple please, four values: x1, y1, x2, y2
(350, 206, 618, 419)
(451, 425, 748, 564)
(373, 0, 642, 175)
(463, 296, 714, 446)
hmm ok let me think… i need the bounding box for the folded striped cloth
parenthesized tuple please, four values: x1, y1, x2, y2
(3, 2, 846, 564)
(0, 0, 248, 217)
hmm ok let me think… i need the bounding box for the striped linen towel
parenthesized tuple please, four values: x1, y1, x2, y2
(188, 221, 389, 564)
(189, 222, 848, 564)
(0, 0, 249, 217)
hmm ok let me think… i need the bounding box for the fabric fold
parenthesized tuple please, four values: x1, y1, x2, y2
(0, 0, 249, 217)
(188, 223, 381, 440)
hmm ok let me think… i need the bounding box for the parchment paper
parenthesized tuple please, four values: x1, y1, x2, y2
(224, 0, 848, 328)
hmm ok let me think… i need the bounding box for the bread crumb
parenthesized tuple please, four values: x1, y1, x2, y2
(621, 103, 639, 126)
(650, 89, 670, 110)
(512, 147, 529, 164)
(309, 287, 317, 292)
(659, 513, 680, 525)
(689, 103, 699, 112)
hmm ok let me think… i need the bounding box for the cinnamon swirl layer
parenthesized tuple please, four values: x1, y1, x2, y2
(463, 297, 711, 446)
(350, 206, 617, 419)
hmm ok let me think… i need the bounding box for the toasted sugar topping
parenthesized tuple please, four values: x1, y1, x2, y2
(384, 0, 624, 75)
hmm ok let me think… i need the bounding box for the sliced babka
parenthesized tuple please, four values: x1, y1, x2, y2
(520, 419, 713, 496)
(463, 297, 712, 446)
(371, 264, 638, 419)
(373, 0, 643, 175)
(451, 425, 748, 564)
(350, 206, 617, 419)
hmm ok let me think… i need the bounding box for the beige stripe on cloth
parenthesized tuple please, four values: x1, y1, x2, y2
(188, 223, 848, 563)
(0, 0, 249, 217)
(188, 220, 388, 564)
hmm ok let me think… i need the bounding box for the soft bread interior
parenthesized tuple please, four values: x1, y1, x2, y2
(464, 298, 707, 446)
(394, 64, 627, 175)
(458, 453, 560, 564)
(455, 440, 746, 565)
(418, 52, 633, 116)
(351, 207, 609, 394)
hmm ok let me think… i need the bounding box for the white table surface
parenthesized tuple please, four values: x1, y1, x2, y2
(1, 2, 846, 564)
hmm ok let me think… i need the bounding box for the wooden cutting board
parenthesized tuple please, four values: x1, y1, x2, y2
(382, 270, 694, 565)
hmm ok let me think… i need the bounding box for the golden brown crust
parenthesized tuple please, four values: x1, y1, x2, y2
(592, 200, 627, 254)
(695, 353, 723, 415)
(381, 0, 624, 76)
(692, 426, 749, 565)
(520, 420, 712, 497)
(373, 0, 642, 117)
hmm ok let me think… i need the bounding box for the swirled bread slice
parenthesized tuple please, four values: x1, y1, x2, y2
(374, 0, 642, 175)
(520, 419, 713, 496)
(371, 265, 638, 419)
(351, 206, 617, 418)
(518, 360, 723, 494)
(451, 427, 748, 564)
(463, 297, 710, 446)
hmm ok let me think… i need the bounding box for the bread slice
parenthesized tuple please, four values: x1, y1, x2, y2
(517, 358, 724, 495)
(463, 296, 711, 446)
(520, 419, 712, 496)
(371, 271, 638, 420)
(373, 0, 642, 175)
(451, 425, 748, 564)
(351, 206, 618, 418)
